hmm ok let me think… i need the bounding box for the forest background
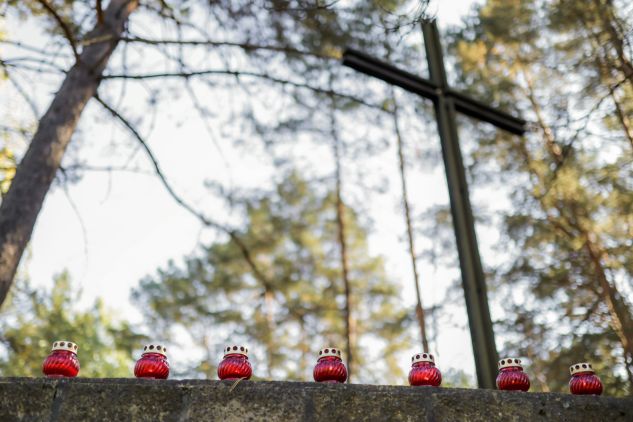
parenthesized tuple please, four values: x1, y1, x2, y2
(0, 0, 631, 396)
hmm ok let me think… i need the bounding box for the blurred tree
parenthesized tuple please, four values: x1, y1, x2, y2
(132, 173, 411, 384)
(0, 0, 430, 309)
(0, 271, 145, 376)
(444, 0, 633, 395)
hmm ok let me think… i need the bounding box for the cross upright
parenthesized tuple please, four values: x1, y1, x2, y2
(342, 20, 526, 389)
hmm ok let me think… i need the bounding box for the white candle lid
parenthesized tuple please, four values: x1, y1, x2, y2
(142, 343, 167, 357)
(411, 352, 435, 364)
(224, 345, 249, 357)
(51, 341, 78, 353)
(318, 347, 342, 359)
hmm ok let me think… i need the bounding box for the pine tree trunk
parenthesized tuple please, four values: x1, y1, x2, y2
(391, 91, 429, 352)
(263, 288, 276, 379)
(582, 236, 633, 394)
(298, 315, 309, 379)
(329, 100, 355, 383)
(0, 0, 138, 306)
(335, 159, 355, 383)
(517, 92, 633, 393)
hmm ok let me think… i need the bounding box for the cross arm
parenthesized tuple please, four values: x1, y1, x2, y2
(449, 90, 526, 136)
(342, 48, 439, 101)
(341, 49, 526, 136)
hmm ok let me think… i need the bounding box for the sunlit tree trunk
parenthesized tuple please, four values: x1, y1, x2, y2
(391, 89, 429, 352)
(0, 0, 138, 306)
(298, 315, 309, 379)
(329, 96, 355, 383)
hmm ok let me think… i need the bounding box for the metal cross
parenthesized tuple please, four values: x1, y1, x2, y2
(342, 20, 526, 388)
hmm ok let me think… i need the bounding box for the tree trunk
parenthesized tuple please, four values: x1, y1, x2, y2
(263, 288, 276, 379)
(329, 99, 355, 383)
(334, 154, 355, 383)
(593, 0, 633, 89)
(609, 90, 633, 150)
(516, 86, 633, 392)
(582, 236, 633, 394)
(391, 90, 429, 352)
(0, 0, 138, 306)
(298, 315, 309, 380)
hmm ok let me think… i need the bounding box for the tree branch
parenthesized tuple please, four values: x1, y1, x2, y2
(36, 0, 80, 62)
(0, 39, 72, 58)
(118, 36, 339, 60)
(102, 69, 386, 111)
(93, 94, 274, 291)
(96, 0, 104, 25)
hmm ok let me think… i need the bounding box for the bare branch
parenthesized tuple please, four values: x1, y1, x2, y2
(536, 75, 631, 199)
(0, 39, 72, 58)
(118, 36, 339, 60)
(0, 58, 65, 76)
(0, 65, 41, 120)
(182, 81, 234, 187)
(35, 0, 80, 62)
(102, 69, 386, 111)
(60, 177, 89, 257)
(1, 56, 68, 73)
(61, 163, 154, 176)
(93, 93, 275, 291)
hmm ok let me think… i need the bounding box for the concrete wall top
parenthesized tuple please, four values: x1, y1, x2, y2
(1, 378, 631, 421)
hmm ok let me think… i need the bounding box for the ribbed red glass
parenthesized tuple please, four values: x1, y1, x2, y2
(496, 366, 530, 391)
(218, 353, 252, 380)
(134, 352, 170, 379)
(42, 350, 80, 378)
(313, 356, 347, 383)
(408, 361, 442, 387)
(570, 372, 603, 395)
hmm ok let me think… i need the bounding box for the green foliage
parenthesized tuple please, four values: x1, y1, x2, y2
(0, 147, 15, 195)
(133, 173, 410, 383)
(0, 272, 146, 377)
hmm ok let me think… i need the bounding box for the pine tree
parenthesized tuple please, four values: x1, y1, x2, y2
(445, 0, 633, 395)
(0, 0, 428, 306)
(132, 173, 410, 383)
(0, 271, 145, 377)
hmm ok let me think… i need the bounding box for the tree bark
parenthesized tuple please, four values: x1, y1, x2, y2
(0, 0, 138, 306)
(391, 90, 429, 352)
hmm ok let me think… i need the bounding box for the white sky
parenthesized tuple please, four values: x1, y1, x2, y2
(4, 0, 494, 383)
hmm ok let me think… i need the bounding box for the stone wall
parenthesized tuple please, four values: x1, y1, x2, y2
(1, 378, 631, 421)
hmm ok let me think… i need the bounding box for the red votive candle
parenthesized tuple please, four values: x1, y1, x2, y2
(218, 345, 252, 380)
(42, 340, 80, 378)
(134, 343, 170, 379)
(408, 352, 441, 387)
(569, 362, 602, 395)
(313, 347, 347, 383)
(496, 357, 530, 391)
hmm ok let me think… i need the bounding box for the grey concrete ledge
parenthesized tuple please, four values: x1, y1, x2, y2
(0, 377, 631, 421)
